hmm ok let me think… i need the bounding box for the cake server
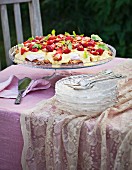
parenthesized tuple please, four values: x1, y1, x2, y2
(15, 77, 31, 104)
(65, 69, 114, 86)
(66, 74, 126, 90)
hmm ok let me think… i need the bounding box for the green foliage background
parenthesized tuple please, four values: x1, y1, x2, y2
(0, 0, 132, 69)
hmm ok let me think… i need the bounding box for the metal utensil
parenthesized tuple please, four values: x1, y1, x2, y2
(64, 69, 114, 86)
(42, 72, 56, 80)
(15, 77, 31, 104)
(66, 74, 126, 90)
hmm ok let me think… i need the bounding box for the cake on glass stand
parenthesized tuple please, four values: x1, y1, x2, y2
(9, 31, 116, 79)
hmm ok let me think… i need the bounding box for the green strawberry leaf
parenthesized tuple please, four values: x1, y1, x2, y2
(44, 34, 51, 41)
(91, 34, 102, 41)
(18, 44, 24, 47)
(28, 37, 34, 41)
(61, 41, 66, 45)
(73, 31, 76, 37)
(32, 44, 42, 49)
(68, 42, 72, 50)
(98, 43, 109, 50)
(83, 50, 89, 58)
(65, 32, 70, 36)
(51, 29, 56, 35)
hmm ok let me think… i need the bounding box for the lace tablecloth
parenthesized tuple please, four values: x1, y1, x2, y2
(20, 60, 132, 170)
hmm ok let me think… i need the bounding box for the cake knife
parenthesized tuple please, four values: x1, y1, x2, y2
(15, 77, 31, 104)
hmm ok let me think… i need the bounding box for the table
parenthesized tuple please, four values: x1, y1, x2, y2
(0, 58, 131, 170)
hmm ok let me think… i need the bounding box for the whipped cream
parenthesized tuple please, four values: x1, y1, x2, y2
(70, 53, 80, 60)
(26, 53, 44, 61)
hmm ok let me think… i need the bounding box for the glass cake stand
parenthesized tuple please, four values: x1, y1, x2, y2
(9, 44, 116, 79)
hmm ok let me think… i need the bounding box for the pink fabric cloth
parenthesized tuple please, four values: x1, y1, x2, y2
(0, 58, 130, 170)
(0, 58, 125, 112)
(0, 75, 51, 98)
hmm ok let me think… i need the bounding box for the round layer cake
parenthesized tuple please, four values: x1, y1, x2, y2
(55, 75, 118, 116)
(12, 30, 115, 67)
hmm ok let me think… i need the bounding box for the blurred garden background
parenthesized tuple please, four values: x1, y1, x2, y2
(0, 0, 132, 69)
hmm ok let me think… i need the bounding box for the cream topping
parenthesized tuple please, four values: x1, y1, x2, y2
(70, 53, 80, 60)
(25, 52, 45, 61)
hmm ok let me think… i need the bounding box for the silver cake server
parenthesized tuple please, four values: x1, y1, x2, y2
(15, 77, 31, 104)
(65, 74, 126, 90)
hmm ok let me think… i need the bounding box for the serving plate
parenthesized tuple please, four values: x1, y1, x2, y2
(55, 74, 118, 115)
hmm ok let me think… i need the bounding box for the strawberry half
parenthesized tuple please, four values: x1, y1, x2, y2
(57, 34, 65, 39)
(76, 36, 82, 41)
(23, 40, 31, 45)
(87, 40, 96, 47)
(21, 48, 28, 55)
(56, 48, 62, 54)
(31, 48, 39, 52)
(32, 39, 38, 42)
(46, 44, 55, 52)
(48, 35, 56, 40)
(81, 41, 88, 48)
(41, 44, 46, 49)
(35, 36, 43, 41)
(54, 38, 60, 43)
(63, 48, 71, 54)
(90, 48, 104, 55)
(47, 40, 54, 45)
(53, 53, 62, 61)
(96, 48, 104, 55)
(77, 45, 84, 51)
(65, 36, 73, 42)
(28, 44, 34, 51)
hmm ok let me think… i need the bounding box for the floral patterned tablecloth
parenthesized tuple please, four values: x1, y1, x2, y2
(20, 60, 132, 170)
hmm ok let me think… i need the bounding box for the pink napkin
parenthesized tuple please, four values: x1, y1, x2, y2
(0, 75, 51, 98)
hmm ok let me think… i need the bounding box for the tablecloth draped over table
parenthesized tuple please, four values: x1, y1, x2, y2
(20, 60, 132, 170)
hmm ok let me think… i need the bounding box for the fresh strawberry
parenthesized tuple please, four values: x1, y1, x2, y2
(53, 53, 62, 61)
(81, 41, 88, 48)
(90, 48, 104, 55)
(41, 44, 46, 49)
(65, 36, 73, 42)
(48, 35, 56, 40)
(72, 44, 76, 49)
(76, 36, 82, 41)
(32, 39, 38, 42)
(21, 48, 27, 55)
(87, 40, 96, 47)
(63, 48, 71, 54)
(56, 48, 62, 54)
(54, 38, 60, 43)
(31, 48, 38, 52)
(23, 40, 31, 46)
(89, 49, 98, 55)
(47, 40, 54, 45)
(35, 36, 43, 41)
(96, 48, 104, 55)
(72, 43, 77, 49)
(46, 44, 55, 52)
(28, 44, 34, 51)
(57, 34, 64, 39)
(77, 45, 84, 51)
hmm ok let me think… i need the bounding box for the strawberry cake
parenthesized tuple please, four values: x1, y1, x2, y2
(12, 30, 115, 67)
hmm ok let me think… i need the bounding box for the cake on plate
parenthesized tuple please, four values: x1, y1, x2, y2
(11, 30, 115, 67)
